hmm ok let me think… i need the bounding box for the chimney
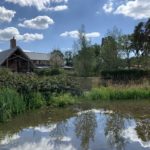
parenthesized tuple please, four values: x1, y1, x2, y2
(10, 37, 16, 49)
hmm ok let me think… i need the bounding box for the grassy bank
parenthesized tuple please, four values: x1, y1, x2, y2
(84, 86, 150, 101)
(0, 88, 76, 122)
(0, 69, 79, 122)
(0, 85, 150, 122)
(0, 69, 149, 122)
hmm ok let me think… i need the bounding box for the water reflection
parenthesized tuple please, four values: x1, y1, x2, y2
(0, 108, 149, 150)
(49, 120, 69, 149)
(105, 113, 125, 150)
(75, 110, 97, 150)
(136, 119, 150, 142)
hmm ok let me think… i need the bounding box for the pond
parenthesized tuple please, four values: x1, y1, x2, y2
(0, 101, 150, 150)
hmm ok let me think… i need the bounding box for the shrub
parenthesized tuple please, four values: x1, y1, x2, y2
(50, 68, 61, 76)
(30, 92, 45, 109)
(34, 68, 62, 76)
(51, 93, 75, 107)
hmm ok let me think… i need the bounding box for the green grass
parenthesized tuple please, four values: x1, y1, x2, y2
(0, 88, 25, 122)
(0, 85, 149, 122)
(51, 93, 76, 107)
(84, 87, 150, 101)
(30, 92, 45, 109)
(0, 89, 46, 122)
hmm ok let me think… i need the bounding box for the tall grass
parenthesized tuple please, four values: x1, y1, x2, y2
(0, 89, 46, 122)
(0, 88, 25, 122)
(0, 85, 149, 122)
(84, 87, 150, 101)
(0, 88, 76, 122)
(51, 93, 76, 107)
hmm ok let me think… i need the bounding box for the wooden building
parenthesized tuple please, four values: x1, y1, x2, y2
(25, 52, 50, 68)
(0, 37, 34, 72)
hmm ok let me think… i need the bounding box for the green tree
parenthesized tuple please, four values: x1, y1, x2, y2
(143, 19, 150, 69)
(101, 36, 120, 70)
(90, 44, 102, 74)
(64, 51, 73, 66)
(73, 26, 96, 76)
(132, 22, 145, 68)
(50, 49, 64, 68)
(107, 26, 122, 42)
(119, 34, 133, 69)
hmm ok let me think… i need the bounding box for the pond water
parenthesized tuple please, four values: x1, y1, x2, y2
(0, 101, 150, 150)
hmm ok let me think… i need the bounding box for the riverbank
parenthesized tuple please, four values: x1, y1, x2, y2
(0, 68, 150, 122)
(0, 85, 150, 122)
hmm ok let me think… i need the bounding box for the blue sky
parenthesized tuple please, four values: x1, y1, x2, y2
(0, 0, 149, 53)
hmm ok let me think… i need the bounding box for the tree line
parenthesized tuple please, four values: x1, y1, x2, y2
(50, 19, 150, 77)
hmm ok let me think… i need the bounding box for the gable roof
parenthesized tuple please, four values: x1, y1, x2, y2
(25, 52, 50, 61)
(0, 46, 33, 65)
(0, 47, 17, 65)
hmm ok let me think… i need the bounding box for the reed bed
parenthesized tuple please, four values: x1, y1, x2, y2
(84, 86, 150, 100)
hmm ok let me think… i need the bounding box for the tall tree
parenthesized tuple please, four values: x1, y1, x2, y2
(143, 19, 150, 69)
(118, 34, 133, 69)
(64, 51, 73, 66)
(73, 26, 96, 76)
(101, 36, 119, 70)
(91, 44, 102, 74)
(132, 22, 145, 68)
(50, 49, 64, 68)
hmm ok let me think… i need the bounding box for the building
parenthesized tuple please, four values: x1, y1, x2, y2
(0, 38, 33, 72)
(0, 37, 50, 72)
(25, 52, 50, 68)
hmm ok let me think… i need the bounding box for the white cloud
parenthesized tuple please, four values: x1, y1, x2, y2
(18, 16, 54, 29)
(48, 5, 68, 11)
(60, 30, 79, 38)
(103, 0, 150, 20)
(60, 30, 100, 39)
(5, 0, 68, 11)
(0, 6, 16, 23)
(20, 33, 44, 42)
(114, 0, 150, 19)
(103, 0, 114, 13)
(86, 32, 101, 38)
(0, 27, 43, 42)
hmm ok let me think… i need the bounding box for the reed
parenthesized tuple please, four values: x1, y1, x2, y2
(84, 87, 150, 101)
(0, 88, 25, 122)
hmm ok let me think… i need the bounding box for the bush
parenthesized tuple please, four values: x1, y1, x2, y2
(34, 68, 62, 76)
(51, 93, 76, 107)
(41, 91, 52, 106)
(0, 68, 80, 97)
(50, 68, 61, 76)
(30, 92, 45, 109)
